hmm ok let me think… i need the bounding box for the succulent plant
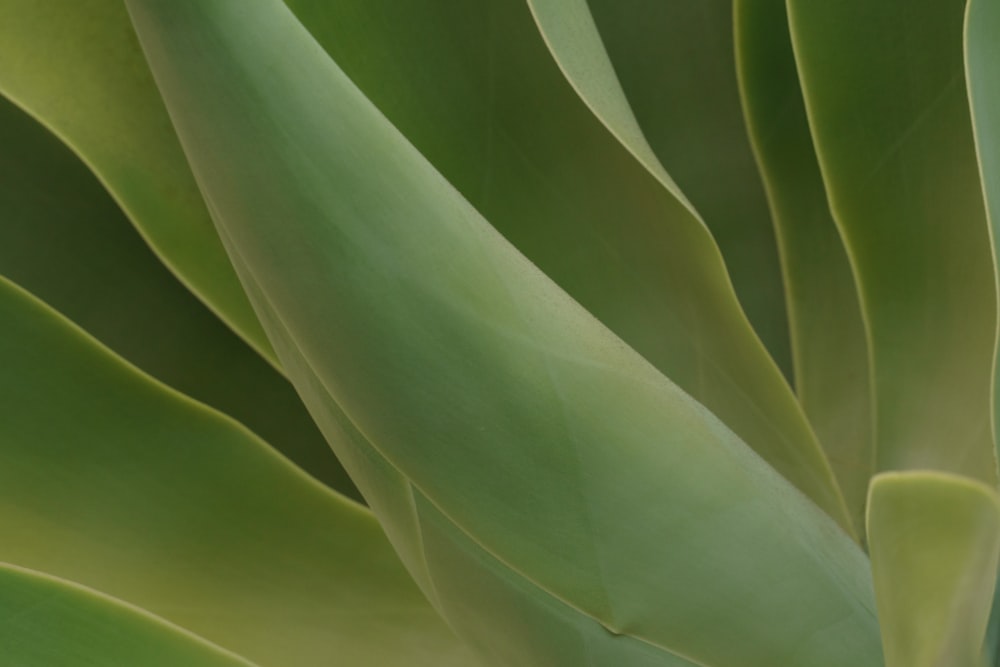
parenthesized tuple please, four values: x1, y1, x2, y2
(2, 0, 1000, 665)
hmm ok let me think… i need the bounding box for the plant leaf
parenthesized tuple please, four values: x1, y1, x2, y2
(867, 472, 1000, 667)
(0, 0, 271, 362)
(964, 1, 1000, 661)
(286, 0, 851, 533)
(0, 94, 357, 496)
(532, 0, 791, 380)
(0, 563, 256, 667)
(127, 1, 884, 665)
(786, 0, 998, 484)
(0, 275, 478, 667)
(734, 0, 873, 531)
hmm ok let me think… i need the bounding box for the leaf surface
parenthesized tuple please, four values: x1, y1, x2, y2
(0, 95, 357, 495)
(734, 0, 873, 529)
(787, 0, 998, 484)
(0, 564, 256, 667)
(286, 0, 849, 531)
(532, 0, 791, 379)
(867, 472, 1000, 667)
(0, 276, 477, 667)
(127, 1, 884, 665)
(0, 0, 271, 361)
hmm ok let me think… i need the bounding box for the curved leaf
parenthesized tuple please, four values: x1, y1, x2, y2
(867, 472, 1000, 667)
(734, 0, 873, 529)
(0, 95, 357, 496)
(787, 0, 997, 484)
(0, 0, 271, 361)
(0, 275, 477, 667)
(531, 0, 791, 379)
(285, 0, 850, 533)
(127, 2, 883, 665)
(0, 563, 255, 667)
(964, 2, 1000, 660)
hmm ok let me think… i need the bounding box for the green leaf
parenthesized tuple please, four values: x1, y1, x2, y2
(967, 0, 1000, 444)
(0, 0, 271, 362)
(0, 563, 255, 667)
(786, 0, 998, 484)
(964, 1, 1000, 661)
(734, 0, 873, 531)
(127, 1, 883, 665)
(0, 275, 477, 667)
(867, 472, 1000, 667)
(0, 95, 357, 496)
(536, 0, 792, 380)
(286, 0, 851, 532)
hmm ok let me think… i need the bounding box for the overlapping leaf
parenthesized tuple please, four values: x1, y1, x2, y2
(867, 472, 1000, 667)
(0, 95, 355, 494)
(535, 0, 791, 378)
(126, 2, 883, 665)
(734, 0, 873, 529)
(0, 564, 255, 667)
(284, 0, 848, 530)
(0, 276, 477, 667)
(0, 0, 270, 360)
(787, 0, 998, 484)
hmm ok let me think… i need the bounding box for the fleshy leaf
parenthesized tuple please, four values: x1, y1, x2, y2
(0, 94, 357, 496)
(127, 1, 883, 664)
(786, 0, 998, 484)
(734, 0, 873, 530)
(286, 0, 850, 532)
(0, 0, 271, 361)
(0, 563, 256, 667)
(867, 472, 1000, 667)
(530, 0, 791, 379)
(0, 275, 478, 667)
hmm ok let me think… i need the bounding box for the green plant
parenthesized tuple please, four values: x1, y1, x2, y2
(2, 0, 1000, 665)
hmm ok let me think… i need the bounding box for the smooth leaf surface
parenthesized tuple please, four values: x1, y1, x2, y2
(787, 0, 998, 484)
(0, 564, 255, 667)
(285, 0, 850, 530)
(965, 3, 1000, 660)
(0, 0, 271, 361)
(0, 275, 477, 667)
(0, 95, 357, 496)
(867, 472, 1000, 667)
(735, 0, 873, 529)
(128, 2, 883, 665)
(542, 0, 792, 379)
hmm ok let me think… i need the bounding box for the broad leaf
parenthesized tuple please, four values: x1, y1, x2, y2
(0, 564, 255, 667)
(286, 0, 850, 531)
(0, 0, 271, 361)
(734, 0, 873, 529)
(787, 0, 997, 484)
(867, 472, 1000, 667)
(0, 95, 356, 495)
(536, 0, 791, 379)
(0, 275, 477, 667)
(128, 1, 883, 665)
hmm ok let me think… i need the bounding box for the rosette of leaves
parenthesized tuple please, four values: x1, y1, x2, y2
(2, 1, 1000, 666)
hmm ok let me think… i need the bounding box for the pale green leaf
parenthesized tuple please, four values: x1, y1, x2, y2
(0, 0, 271, 362)
(0, 95, 357, 496)
(867, 472, 1000, 667)
(787, 0, 997, 484)
(285, 0, 850, 532)
(0, 275, 477, 667)
(127, 1, 883, 665)
(0, 563, 255, 667)
(537, 0, 792, 379)
(734, 0, 873, 530)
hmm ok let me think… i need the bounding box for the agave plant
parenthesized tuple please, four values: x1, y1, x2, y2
(2, 0, 1000, 665)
